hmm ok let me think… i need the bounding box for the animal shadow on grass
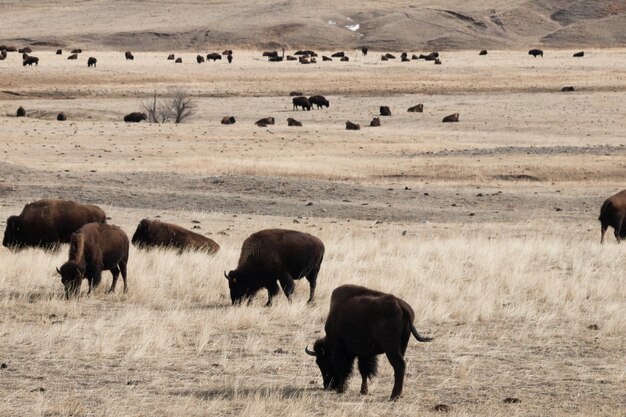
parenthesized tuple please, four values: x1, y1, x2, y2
(171, 386, 318, 400)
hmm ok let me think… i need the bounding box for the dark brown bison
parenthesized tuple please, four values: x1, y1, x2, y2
(67, 54, 78, 60)
(286, 55, 297, 61)
(71, 48, 82, 54)
(0, 51, 6, 60)
(197, 55, 205, 63)
(131, 218, 220, 254)
(16, 106, 25, 117)
(411, 54, 419, 60)
(57, 112, 66, 121)
(255, 117, 275, 127)
(23, 56, 39, 66)
(479, 49, 488, 55)
(361, 47, 368, 56)
(263, 51, 279, 58)
(207, 53, 222, 61)
(561, 86, 575, 92)
(401, 52, 407, 59)
(289, 91, 304, 96)
(123, 112, 147, 123)
(3, 199, 106, 250)
(125, 51, 134, 60)
(573, 51, 584, 57)
(287, 117, 302, 126)
(381, 55, 388, 61)
(420, 52, 438, 61)
(434, 58, 442, 65)
(407, 104, 424, 112)
(322, 56, 332, 61)
(346, 121, 360, 130)
(299, 57, 310, 64)
(528, 49, 543, 57)
(227, 54, 233, 64)
(19, 47, 32, 54)
(309, 95, 329, 109)
(292, 96, 312, 111)
(340, 56, 349, 62)
(442, 113, 459, 123)
(385, 53, 396, 59)
(305, 285, 432, 400)
(4, 46, 17, 52)
(57, 223, 129, 298)
(167, 54, 175, 60)
(22, 52, 30, 60)
(268, 56, 283, 62)
(222, 49, 233, 55)
(56, 49, 62, 55)
(224, 229, 324, 305)
(401, 56, 410, 62)
(221, 116, 236, 125)
(380, 106, 392, 116)
(87, 57, 97, 67)
(599, 190, 626, 243)
(331, 51, 345, 58)
(175, 57, 182, 63)
(370, 117, 381, 127)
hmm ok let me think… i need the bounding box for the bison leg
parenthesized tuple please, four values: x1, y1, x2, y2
(120, 258, 128, 293)
(278, 273, 295, 301)
(332, 350, 355, 394)
(357, 356, 377, 395)
(614, 213, 625, 243)
(88, 267, 102, 294)
(108, 266, 120, 293)
(266, 281, 280, 306)
(306, 266, 321, 303)
(601, 223, 608, 244)
(386, 351, 406, 400)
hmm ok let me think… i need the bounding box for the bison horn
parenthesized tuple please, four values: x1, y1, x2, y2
(56, 267, 61, 275)
(224, 271, 229, 280)
(304, 346, 316, 356)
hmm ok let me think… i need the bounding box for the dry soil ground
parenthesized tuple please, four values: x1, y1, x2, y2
(0, 49, 624, 417)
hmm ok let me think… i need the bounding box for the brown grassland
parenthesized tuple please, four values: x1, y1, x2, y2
(0, 49, 625, 416)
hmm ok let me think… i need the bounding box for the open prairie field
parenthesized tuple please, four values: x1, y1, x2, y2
(0, 48, 625, 417)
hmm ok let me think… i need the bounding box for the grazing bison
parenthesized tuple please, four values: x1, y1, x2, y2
(292, 96, 312, 111)
(599, 190, 626, 243)
(23, 56, 39, 66)
(87, 57, 97, 67)
(224, 229, 324, 305)
(16, 106, 25, 117)
(131, 218, 219, 254)
(67, 54, 78, 60)
(380, 106, 392, 116)
(442, 113, 459, 123)
(479, 49, 488, 55)
(255, 117, 275, 127)
(71, 48, 82, 54)
(573, 51, 584, 57)
(125, 51, 134, 60)
(331, 51, 345, 58)
(57, 223, 129, 298)
(123, 112, 147, 123)
(528, 49, 543, 57)
(346, 121, 360, 130)
(305, 285, 432, 400)
(309, 95, 329, 109)
(3, 199, 106, 250)
(287, 117, 302, 127)
(19, 47, 32, 54)
(221, 116, 236, 125)
(175, 57, 182, 63)
(57, 112, 66, 121)
(381, 55, 388, 61)
(322, 56, 332, 61)
(197, 55, 205, 63)
(407, 104, 424, 113)
(167, 54, 175, 60)
(207, 53, 222, 61)
(561, 86, 575, 92)
(370, 117, 381, 127)
(361, 47, 368, 56)
(56, 49, 62, 55)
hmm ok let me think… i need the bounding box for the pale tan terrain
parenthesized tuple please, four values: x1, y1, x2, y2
(0, 47, 625, 417)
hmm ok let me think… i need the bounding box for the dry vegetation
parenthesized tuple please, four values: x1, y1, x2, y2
(0, 47, 625, 417)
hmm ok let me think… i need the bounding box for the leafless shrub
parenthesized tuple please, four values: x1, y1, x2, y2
(140, 89, 194, 124)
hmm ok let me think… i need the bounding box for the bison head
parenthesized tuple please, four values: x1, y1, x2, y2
(3, 216, 23, 249)
(131, 219, 150, 247)
(306, 338, 339, 390)
(57, 262, 84, 298)
(224, 270, 254, 305)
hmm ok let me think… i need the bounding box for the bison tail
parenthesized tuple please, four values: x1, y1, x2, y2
(409, 322, 433, 342)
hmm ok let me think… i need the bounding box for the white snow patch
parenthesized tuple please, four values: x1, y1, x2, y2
(345, 24, 360, 31)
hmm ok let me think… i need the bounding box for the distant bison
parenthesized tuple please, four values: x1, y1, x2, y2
(268, 56, 283, 62)
(401, 56, 410, 62)
(306, 285, 432, 400)
(255, 117, 275, 127)
(167, 54, 175, 60)
(420, 52, 438, 61)
(370, 117, 381, 127)
(289, 91, 304, 96)
(322, 56, 332, 61)
(23, 56, 39, 66)
(71, 48, 82, 54)
(287, 117, 302, 126)
(87, 57, 97, 67)
(380, 106, 392, 116)
(175, 57, 182, 63)
(56, 49, 62, 55)
(434, 58, 442, 65)
(442, 113, 459, 123)
(331, 51, 345, 58)
(16, 106, 25, 117)
(57, 112, 66, 121)
(18, 47, 32, 53)
(561, 86, 575, 92)
(123, 112, 147, 123)
(221, 116, 236, 125)
(361, 47, 368, 56)
(125, 51, 134, 60)
(385, 53, 396, 59)
(263, 51, 279, 58)
(340, 56, 349, 62)
(222, 50, 233, 55)
(197, 55, 205, 63)
(57, 223, 129, 298)
(381, 55, 388, 61)
(573, 51, 584, 57)
(227, 54, 233, 64)
(207, 53, 222, 61)
(407, 104, 423, 112)
(3, 199, 106, 250)
(309, 95, 329, 109)
(346, 121, 360, 130)
(67, 54, 78, 60)
(224, 229, 325, 305)
(292, 96, 312, 111)
(528, 49, 543, 57)
(599, 190, 626, 243)
(479, 49, 488, 55)
(132, 218, 220, 254)
(286, 55, 297, 61)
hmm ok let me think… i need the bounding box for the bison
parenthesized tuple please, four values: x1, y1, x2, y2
(87, 57, 97, 67)
(370, 117, 381, 127)
(67, 54, 78, 60)
(305, 285, 432, 400)
(224, 229, 324, 305)
(292, 96, 312, 111)
(167, 54, 175, 60)
(287, 117, 302, 127)
(442, 113, 459, 123)
(71, 48, 82, 54)
(227, 54, 233, 64)
(380, 106, 392, 116)
(56, 49, 62, 55)
(197, 55, 205, 63)
(222, 50, 233, 55)
(23, 56, 39, 66)
(286, 55, 297, 61)
(268, 56, 283, 62)
(19, 47, 32, 53)
(57, 223, 129, 298)
(255, 117, 275, 127)
(221, 116, 236, 125)
(125, 51, 134, 60)
(123, 112, 147, 123)
(131, 218, 220, 254)
(528, 49, 543, 57)
(16, 106, 25, 117)
(263, 51, 279, 58)
(561, 86, 575, 92)
(479, 49, 488, 55)
(401, 56, 410, 62)
(0, 51, 6, 60)
(346, 121, 360, 130)
(420, 52, 438, 61)
(175, 57, 182, 63)
(361, 47, 368, 56)
(340, 56, 349, 62)
(207, 53, 222, 62)
(331, 51, 345, 58)
(3, 199, 106, 250)
(322, 56, 332, 61)
(289, 91, 304, 96)
(309, 95, 329, 109)
(599, 190, 626, 243)
(407, 104, 424, 113)
(573, 51, 584, 57)
(434, 58, 442, 65)
(57, 112, 67, 121)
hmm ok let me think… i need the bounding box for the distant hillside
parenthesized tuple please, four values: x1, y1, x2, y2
(1, 0, 625, 51)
